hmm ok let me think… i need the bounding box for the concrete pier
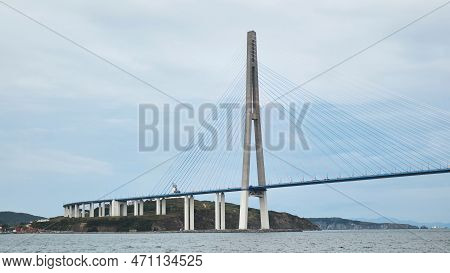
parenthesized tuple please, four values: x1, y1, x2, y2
(89, 203, 94, 217)
(259, 193, 269, 229)
(111, 200, 128, 216)
(100, 202, 105, 217)
(215, 193, 220, 230)
(189, 195, 194, 230)
(111, 200, 117, 216)
(161, 199, 166, 215)
(74, 204, 80, 218)
(220, 193, 225, 230)
(121, 202, 127, 216)
(156, 199, 161, 215)
(139, 200, 144, 216)
(214, 193, 226, 230)
(184, 196, 189, 230)
(81, 204, 86, 218)
(133, 201, 138, 216)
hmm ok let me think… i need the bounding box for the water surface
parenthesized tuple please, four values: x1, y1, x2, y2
(1, 230, 449, 253)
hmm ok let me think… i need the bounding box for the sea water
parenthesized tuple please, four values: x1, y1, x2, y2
(0, 230, 449, 253)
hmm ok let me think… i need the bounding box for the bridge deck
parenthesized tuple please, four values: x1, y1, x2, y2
(64, 167, 450, 206)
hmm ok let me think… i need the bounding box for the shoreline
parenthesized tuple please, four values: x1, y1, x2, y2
(3, 228, 306, 235)
(4, 228, 447, 235)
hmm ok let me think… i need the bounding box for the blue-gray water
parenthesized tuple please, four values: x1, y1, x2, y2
(1, 230, 449, 253)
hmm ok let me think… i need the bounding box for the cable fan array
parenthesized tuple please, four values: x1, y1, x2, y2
(142, 58, 449, 195)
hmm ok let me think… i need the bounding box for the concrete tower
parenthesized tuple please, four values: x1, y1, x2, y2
(239, 31, 270, 230)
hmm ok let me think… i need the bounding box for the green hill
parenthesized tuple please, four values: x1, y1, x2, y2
(0, 211, 45, 226)
(308, 217, 419, 230)
(31, 199, 319, 232)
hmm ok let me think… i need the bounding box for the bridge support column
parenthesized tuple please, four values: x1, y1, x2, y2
(156, 199, 161, 215)
(81, 204, 86, 218)
(108, 202, 113, 216)
(111, 201, 127, 216)
(239, 191, 249, 229)
(68, 206, 72, 218)
(189, 196, 195, 230)
(89, 203, 94, 217)
(121, 202, 128, 216)
(161, 199, 166, 215)
(100, 202, 105, 217)
(111, 200, 117, 216)
(133, 201, 138, 216)
(74, 204, 80, 218)
(215, 193, 220, 230)
(215, 193, 226, 230)
(220, 193, 225, 230)
(259, 193, 269, 229)
(139, 200, 144, 216)
(184, 196, 190, 230)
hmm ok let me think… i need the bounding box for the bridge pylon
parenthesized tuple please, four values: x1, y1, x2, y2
(239, 31, 270, 230)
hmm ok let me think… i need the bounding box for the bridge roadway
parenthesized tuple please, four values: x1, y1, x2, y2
(64, 167, 450, 206)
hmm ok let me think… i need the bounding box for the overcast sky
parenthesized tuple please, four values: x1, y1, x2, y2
(0, 0, 449, 223)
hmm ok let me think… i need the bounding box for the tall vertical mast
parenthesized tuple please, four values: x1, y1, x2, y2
(239, 31, 270, 230)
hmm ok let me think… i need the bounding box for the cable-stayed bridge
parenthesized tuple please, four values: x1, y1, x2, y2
(64, 31, 450, 231)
